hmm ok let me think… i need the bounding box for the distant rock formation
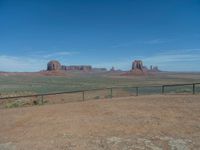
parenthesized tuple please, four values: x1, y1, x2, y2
(110, 66, 115, 72)
(47, 60, 61, 71)
(61, 65, 92, 71)
(47, 60, 93, 72)
(149, 65, 160, 72)
(46, 59, 160, 74)
(132, 60, 143, 70)
(130, 60, 148, 75)
(122, 60, 160, 76)
(92, 68, 107, 72)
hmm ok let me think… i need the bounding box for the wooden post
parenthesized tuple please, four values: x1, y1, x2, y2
(193, 84, 195, 95)
(110, 88, 113, 98)
(136, 87, 139, 96)
(41, 95, 44, 104)
(82, 91, 85, 101)
(162, 86, 165, 94)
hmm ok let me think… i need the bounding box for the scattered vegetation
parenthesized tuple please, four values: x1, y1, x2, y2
(0, 72, 200, 109)
(0, 72, 200, 96)
(4, 97, 43, 108)
(5, 100, 27, 108)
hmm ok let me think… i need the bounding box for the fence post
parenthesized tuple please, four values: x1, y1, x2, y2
(82, 91, 85, 101)
(110, 88, 113, 98)
(193, 84, 195, 95)
(41, 95, 44, 105)
(136, 87, 139, 96)
(162, 86, 165, 94)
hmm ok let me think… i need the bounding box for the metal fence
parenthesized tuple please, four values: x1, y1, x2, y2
(0, 82, 200, 109)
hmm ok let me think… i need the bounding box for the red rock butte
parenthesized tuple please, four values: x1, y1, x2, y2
(122, 60, 160, 76)
(130, 60, 148, 75)
(47, 60, 61, 71)
(47, 60, 92, 71)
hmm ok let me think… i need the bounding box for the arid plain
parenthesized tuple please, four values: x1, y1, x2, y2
(1, 95, 200, 150)
(0, 71, 200, 150)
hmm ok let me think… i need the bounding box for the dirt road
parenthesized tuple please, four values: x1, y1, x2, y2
(0, 95, 200, 150)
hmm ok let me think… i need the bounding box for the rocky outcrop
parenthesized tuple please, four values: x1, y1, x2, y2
(92, 68, 107, 72)
(47, 60, 92, 71)
(132, 60, 143, 70)
(61, 65, 92, 71)
(149, 65, 160, 72)
(110, 67, 115, 72)
(130, 60, 148, 75)
(47, 60, 61, 71)
(122, 60, 160, 76)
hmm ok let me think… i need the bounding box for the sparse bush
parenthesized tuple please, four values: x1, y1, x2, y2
(5, 97, 42, 108)
(33, 100, 38, 105)
(5, 100, 26, 108)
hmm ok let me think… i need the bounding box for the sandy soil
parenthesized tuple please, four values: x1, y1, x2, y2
(0, 95, 200, 150)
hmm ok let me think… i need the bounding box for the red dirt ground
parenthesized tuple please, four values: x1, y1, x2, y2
(0, 95, 200, 150)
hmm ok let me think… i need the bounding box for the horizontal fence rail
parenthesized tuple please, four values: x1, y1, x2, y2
(0, 82, 200, 100)
(0, 82, 200, 108)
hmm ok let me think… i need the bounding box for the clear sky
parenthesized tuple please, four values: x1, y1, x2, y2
(0, 0, 200, 72)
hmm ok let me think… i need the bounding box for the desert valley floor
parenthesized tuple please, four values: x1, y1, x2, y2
(0, 94, 200, 150)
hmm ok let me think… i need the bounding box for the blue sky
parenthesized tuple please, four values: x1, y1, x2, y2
(0, 0, 200, 72)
